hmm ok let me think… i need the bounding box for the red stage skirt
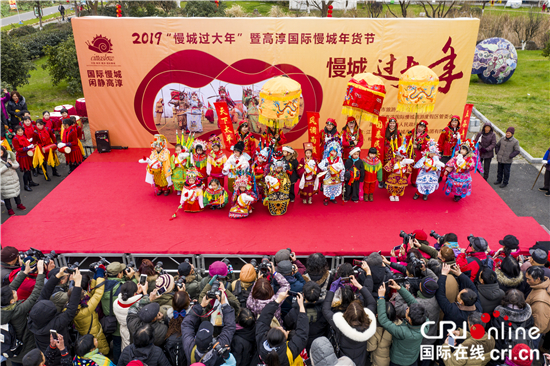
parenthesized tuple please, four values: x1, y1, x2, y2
(65, 149, 84, 165)
(16, 154, 33, 172)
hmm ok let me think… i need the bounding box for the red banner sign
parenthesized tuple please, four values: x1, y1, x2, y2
(371, 116, 386, 157)
(306, 112, 321, 160)
(460, 103, 474, 140)
(214, 102, 236, 148)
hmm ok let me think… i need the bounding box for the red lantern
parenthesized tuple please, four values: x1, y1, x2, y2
(116, 4, 121, 17)
(215, 0, 219, 7)
(328, 4, 333, 9)
(328, 9, 333, 13)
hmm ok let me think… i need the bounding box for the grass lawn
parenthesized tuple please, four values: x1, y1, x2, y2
(17, 57, 83, 120)
(467, 50, 549, 158)
(224, 1, 285, 15)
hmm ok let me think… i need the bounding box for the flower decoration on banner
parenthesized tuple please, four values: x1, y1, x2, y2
(341, 72, 386, 126)
(397, 65, 439, 113)
(258, 76, 302, 129)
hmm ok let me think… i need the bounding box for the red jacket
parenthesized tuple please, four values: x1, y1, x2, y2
(62, 126, 79, 147)
(36, 128, 57, 147)
(23, 125, 38, 141)
(457, 251, 489, 282)
(12, 134, 33, 158)
(438, 124, 460, 157)
(42, 118, 54, 132)
(341, 126, 364, 150)
(8, 268, 37, 302)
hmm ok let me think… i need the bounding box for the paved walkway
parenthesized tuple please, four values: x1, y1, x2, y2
(1, 5, 67, 26)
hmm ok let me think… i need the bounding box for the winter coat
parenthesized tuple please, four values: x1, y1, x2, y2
(8, 268, 37, 302)
(489, 304, 536, 352)
(441, 329, 495, 366)
(377, 287, 425, 366)
(181, 302, 235, 366)
(495, 135, 520, 164)
(113, 293, 143, 351)
(247, 272, 290, 324)
(27, 274, 82, 365)
(275, 272, 305, 317)
(177, 273, 202, 301)
(1, 91, 10, 120)
(284, 300, 329, 353)
(1, 260, 19, 287)
(476, 282, 505, 314)
(256, 300, 309, 366)
(50, 285, 69, 313)
(199, 282, 241, 317)
(394, 292, 440, 345)
(344, 157, 366, 183)
(6, 96, 27, 123)
(323, 286, 377, 366)
(495, 269, 531, 297)
(231, 326, 258, 366)
(456, 251, 490, 282)
(310, 336, 355, 366)
(303, 271, 332, 301)
(100, 277, 130, 337)
(286, 156, 300, 184)
(127, 295, 168, 347)
(118, 343, 172, 366)
(367, 325, 398, 366)
(44, 344, 72, 366)
(525, 277, 550, 334)
(1, 152, 21, 199)
(71, 277, 109, 355)
(1, 272, 45, 363)
(366, 253, 389, 297)
(474, 122, 497, 159)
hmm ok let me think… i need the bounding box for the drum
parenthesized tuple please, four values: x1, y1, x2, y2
(75, 98, 87, 117)
(50, 112, 63, 131)
(27, 149, 34, 157)
(42, 144, 57, 154)
(58, 145, 71, 154)
(54, 104, 77, 116)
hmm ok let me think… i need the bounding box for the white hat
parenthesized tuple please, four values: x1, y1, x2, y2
(349, 147, 361, 156)
(282, 146, 294, 154)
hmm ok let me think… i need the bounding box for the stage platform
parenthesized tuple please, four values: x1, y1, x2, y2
(2, 149, 548, 256)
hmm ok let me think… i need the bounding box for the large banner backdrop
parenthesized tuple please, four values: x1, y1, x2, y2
(72, 17, 479, 148)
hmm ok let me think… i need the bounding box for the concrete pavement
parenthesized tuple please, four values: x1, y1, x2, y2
(1, 5, 67, 27)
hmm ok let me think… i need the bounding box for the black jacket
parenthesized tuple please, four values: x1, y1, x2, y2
(286, 157, 300, 184)
(489, 304, 536, 358)
(256, 301, 309, 366)
(1, 261, 19, 286)
(231, 326, 258, 366)
(284, 300, 329, 353)
(476, 282, 505, 314)
(344, 158, 365, 183)
(27, 274, 82, 365)
(6, 97, 27, 123)
(495, 268, 531, 298)
(118, 343, 172, 366)
(322, 286, 377, 366)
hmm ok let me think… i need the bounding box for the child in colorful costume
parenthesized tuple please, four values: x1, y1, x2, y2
(203, 178, 228, 209)
(341, 116, 364, 160)
(170, 144, 192, 196)
(252, 147, 270, 200)
(207, 134, 227, 187)
(319, 140, 345, 206)
(235, 120, 256, 159)
(344, 147, 365, 203)
(363, 147, 383, 202)
(179, 168, 204, 213)
(413, 139, 446, 201)
(383, 118, 402, 185)
(384, 144, 414, 201)
(192, 139, 208, 185)
(405, 120, 431, 185)
(283, 146, 300, 202)
(297, 142, 319, 205)
(139, 134, 172, 196)
(262, 127, 286, 152)
(229, 175, 258, 219)
(223, 141, 250, 195)
(444, 139, 476, 202)
(187, 92, 203, 133)
(264, 160, 291, 216)
(438, 115, 461, 165)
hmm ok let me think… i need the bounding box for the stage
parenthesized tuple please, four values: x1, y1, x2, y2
(2, 149, 547, 256)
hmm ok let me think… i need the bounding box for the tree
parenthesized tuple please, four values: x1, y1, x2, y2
(385, 0, 411, 18)
(304, 0, 334, 17)
(42, 36, 82, 95)
(365, 1, 383, 18)
(512, 10, 544, 50)
(418, 0, 457, 18)
(183, 1, 226, 17)
(85, 0, 98, 15)
(34, 1, 43, 29)
(0, 34, 36, 89)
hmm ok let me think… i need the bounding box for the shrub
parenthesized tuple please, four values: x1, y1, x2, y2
(9, 25, 37, 38)
(18, 23, 73, 59)
(183, 1, 226, 17)
(225, 4, 247, 17)
(542, 32, 550, 57)
(43, 36, 82, 95)
(0, 33, 36, 89)
(269, 5, 287, 17)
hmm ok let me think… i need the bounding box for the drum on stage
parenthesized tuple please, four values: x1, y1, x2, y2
(42, 144, 57, 154)
(75, 98, 87, 117)
(54, 104, 77, 116)
(50, 112, 63, 131)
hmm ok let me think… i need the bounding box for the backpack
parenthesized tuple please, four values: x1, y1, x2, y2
(232, 280, 252, 309)
(100, 286, 118, 335)
(163, 334, 186, 366)
(0, 323, 23, 359)
(469, 255, 494, 283)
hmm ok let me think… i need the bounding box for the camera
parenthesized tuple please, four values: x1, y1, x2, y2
(154, 261, 166, 275)
(467, 234, 475, 246)
(399, 231, 416, 246)
(258, 256, 270, 275)
(19, 248, 58, 265)
(210, 338, 230, 359)
(65, 262, 80, 274)
(222, 259, 233, 275)
(250, 258, 258, 268)
(430, 230, 443, 243)
(207, 280, 221, 299)
(89, 257, 110, 272)
(125, 261, 136, 274)
(176, 276, 185, 289)
(43, 251, 58, 265)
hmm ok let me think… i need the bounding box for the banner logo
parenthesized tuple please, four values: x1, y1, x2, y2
(86, 35, 114, 54)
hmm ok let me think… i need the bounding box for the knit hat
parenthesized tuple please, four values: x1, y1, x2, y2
(506, 127, 515, 135)
(277, 260, 293, 276)
(275, 249, 291, 264)
(195, 321, 214, 352)
(413, 230, 428, 242)
(420, 278, 439, 298)
(282, 146, 294, 154)
(106, 262, 126, 277)
(440, 246, 455, 262)
(138, 302, 160, 323)
(509, 343, 532, 366)
(1, 246, 19, 263)
(443, 233, 458, 244)
(156, 274, 175, 293)
(178, 262, 192, 277)
(239, 264, 257, 283)
(208, 261, 228, 278)
(499, 235, 519, 250)
(349, 147, 361, 157)
(531, 249, 548, 265)
(470, 236, 488, 252)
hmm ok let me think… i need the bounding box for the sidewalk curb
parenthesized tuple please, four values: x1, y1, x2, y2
(472, 107, 543, 164)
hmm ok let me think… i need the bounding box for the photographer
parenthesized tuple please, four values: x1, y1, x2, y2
(200, 275, 241, 316)
(230, 308, 257, 366)
(22, 333, 72, 366)
(46, 268, 71, 313)
(273, 260, 305, 317)
(230, 263, 257, 309)
(2, 260, 45, 365)
(177, 260, 202, 301)
(127, 289, 168, 347)
(199, 261, 232, 294)
(455, 236, 492, 282)
(247, 261, 289, 324)
(302, 253, 332, 301)
(9, 254, 53, 302)
(113, 281, 147, 353)
(28, 267, 83, 365)
(181, 290, 236, 366)
(1, 246, 21, 286)
(476, 268, 505, 314)
(152, 274, 175, 307)
(118, 324, 171, 366)
(274, 249, 306, 275)
(257, 290, 309, 366)
(163, 291, 190, 366)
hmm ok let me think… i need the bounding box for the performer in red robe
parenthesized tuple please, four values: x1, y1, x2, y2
(383, 118, 402, 184)
(235, 120, 256, 160)
(405, 120, 431, 185)
(192, 139, 208, 185)
(12, 126, 39, 191)
(320, 118, 340, 155)
(59, 118, 83, 173)
(35, 119, 60, 180)
(262, 127, 287, 152)
(438, 115, 461, 165)
(41, 111, 54, 132)
(341, 116, 364, 160)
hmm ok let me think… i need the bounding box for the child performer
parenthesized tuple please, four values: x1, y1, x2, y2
(207, 135, 227, 187)
(405, 120, 430, 185)
(12, 126, 38, 191)
(438, 115, 461, 165)
(58, 119, 84, 174)
(318, 141, 345, 206)
(343, 147, 365, 203)
(297, 142, 319, 205)
(384, 144, 414, 201)
(413, 139, 446, 201)
(42, 111, 54, 132)
(35, 119, 60, 180)
(170, 144, 191, 196)
(363, 147, 383, 202)
(229, 175, 258, 219)
(262, 127, 286, 152)
(341, 116, 364, 160)
(180, 169, 204, 213)
(223, 141, 250, 194)
(444, 140, 476, 202)
(192, 139, 208, 185)
(383, 118, 402, 185)
(320, 118, 340, 155)
(282, 146, 299, 203)
(264, 160, 291, 216)
(235, 120, 256, 159)
(138, 134, 172, 196)
(203, 178, 228, 210)
(252, 147, 270, 200)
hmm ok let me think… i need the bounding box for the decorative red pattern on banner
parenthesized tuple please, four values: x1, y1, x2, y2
(306, 111, 321, 160)
(371, 116, 386, 155)
(214, 102, 236, 147)
(343, 84, 384, 117)
(460, 103, 474, 140)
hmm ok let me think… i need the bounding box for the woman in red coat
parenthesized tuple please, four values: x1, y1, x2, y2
(405, 120, 431, 186)
(341, 116, 364, 160)
(42, 111, 54, 132)
(36, 119, 60, 180)
(438, 115, 461, 165)
(12, 126, 39, 191)
(59, 118, 83, 173)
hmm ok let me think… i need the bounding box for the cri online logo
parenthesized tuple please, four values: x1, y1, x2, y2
(86, 35, 113, 54)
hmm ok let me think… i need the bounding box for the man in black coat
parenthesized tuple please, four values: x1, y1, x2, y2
(283, 146, 300, 202)
(118, 324, 171, 366)
(343, 147, 365, 203)
(231, 309, 258, 366)
(27, 267, 82, 365)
